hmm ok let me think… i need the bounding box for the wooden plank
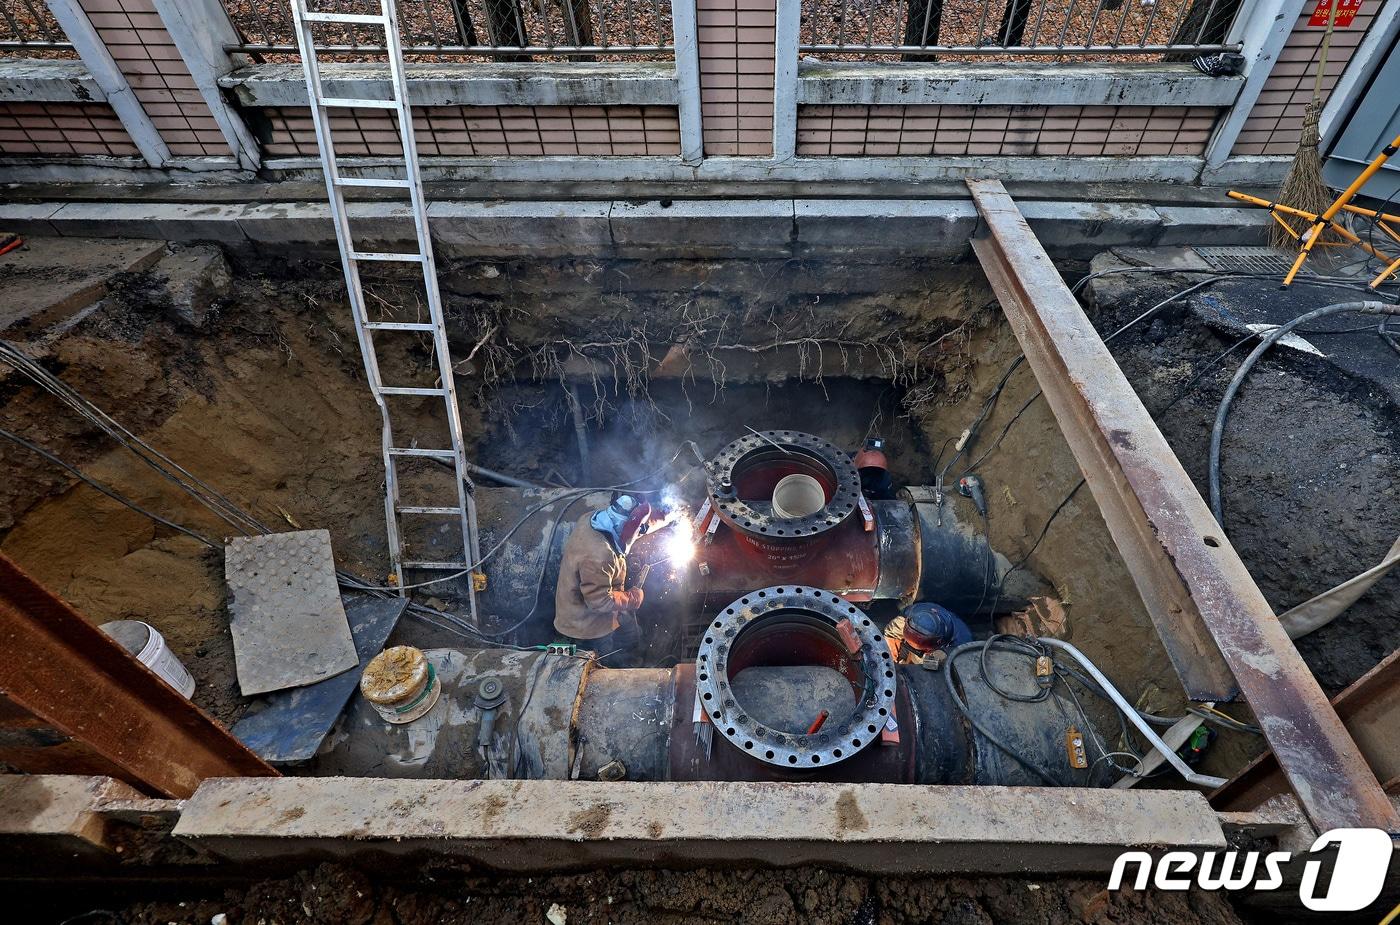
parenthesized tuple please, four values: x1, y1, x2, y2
(966, 178, 1398, 834)
(0, 553, 276, 798)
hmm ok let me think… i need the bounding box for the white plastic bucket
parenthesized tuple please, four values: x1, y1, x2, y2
(771, 473, 827, 519)
(99, 620, 196, 699)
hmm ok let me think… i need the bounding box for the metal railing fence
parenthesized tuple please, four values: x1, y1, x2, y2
(0, 0, 76, 55)
(800, 0, 1244, 59)
(221, 0, 673, 58)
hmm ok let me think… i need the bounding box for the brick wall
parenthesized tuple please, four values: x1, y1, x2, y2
(259, 105, 682, 157)
(0, 101, 138, 157)
(1232, 3, 1379, 156)
(797, 104, 1220, 156)
(697, 0, 775, 156)
(79, 0, 230, 158)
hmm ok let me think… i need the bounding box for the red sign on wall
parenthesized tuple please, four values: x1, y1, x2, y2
(1309, 0, 1362, 27)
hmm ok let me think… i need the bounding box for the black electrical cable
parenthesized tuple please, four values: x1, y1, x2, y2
(476, 492, 586, 640)
(348, 442, 700, 593)
(978, 634, 1051, 703)
(0, 426, 219, 548)
(949, 636, 1148, 783)
(943, 641, 1068, 786)
(0, 423, 500, 646)
(1208, 300, 1400, 526)
(1152, 332, 1258, 416)
(952, 272, 1287, 483)
(972, 505, 993, 617)
(1010, 479, 1085, 576)
(0, 341, 271, 536)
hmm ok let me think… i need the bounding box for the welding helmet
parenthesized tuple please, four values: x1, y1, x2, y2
(591, 494, 654, 553)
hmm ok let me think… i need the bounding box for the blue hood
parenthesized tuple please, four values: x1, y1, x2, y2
(590, 506, 629, 555)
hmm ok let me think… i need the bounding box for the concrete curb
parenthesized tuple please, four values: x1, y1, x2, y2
(174, 777, 1227, 872)
(0, 197, 1272, 258)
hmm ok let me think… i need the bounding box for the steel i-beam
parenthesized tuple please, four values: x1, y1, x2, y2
(967, 179, 1398, 834)
(0, 553, 276, 798)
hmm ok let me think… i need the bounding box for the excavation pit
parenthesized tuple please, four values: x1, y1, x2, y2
(2, 224, 1398, 918)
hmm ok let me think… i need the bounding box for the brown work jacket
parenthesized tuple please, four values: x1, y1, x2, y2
(554, 513, 629, 640)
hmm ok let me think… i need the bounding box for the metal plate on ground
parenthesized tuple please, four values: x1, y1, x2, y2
(226, 530, 358, 696)
(231, 594, 407, 764)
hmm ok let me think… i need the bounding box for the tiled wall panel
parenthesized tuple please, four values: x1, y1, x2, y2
(697, 0, 774, 156)
(259, 105, 682, 157)
(1232, 5, 1379, 156)
(0, 101, 139, 157)
(78, 0, 231, 157)
(797, 105, 1220, 156)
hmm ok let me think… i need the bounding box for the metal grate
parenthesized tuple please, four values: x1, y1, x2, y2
(0, 0, 77, 55)
(1191, 246, 1297, 275)
(224, 0, 672, 58)
(799, 0, 1244, 60)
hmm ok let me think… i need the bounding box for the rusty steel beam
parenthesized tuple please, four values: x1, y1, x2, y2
(0, 553, 276, 798)
(1213, 647, 1400, 812)
(966, 179, 1398, 834)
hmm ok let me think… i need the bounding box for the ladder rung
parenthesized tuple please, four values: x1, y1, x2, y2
(380, 386, 447, 396)
(349, 251, 424, 262)
(397, 506, 463, 515)
(364, 321, 436, 331)
(388, 447, 456, 459)
(301, 11, 389, 25)
(335, 177, 411, 189)
(319, 97, 399, 110)
(402, 560, 470, 570)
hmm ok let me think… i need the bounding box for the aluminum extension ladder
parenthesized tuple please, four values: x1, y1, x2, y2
(290, 0, 482, 616)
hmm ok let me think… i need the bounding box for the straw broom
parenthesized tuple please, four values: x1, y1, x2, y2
(1271, 0, 1341, 249)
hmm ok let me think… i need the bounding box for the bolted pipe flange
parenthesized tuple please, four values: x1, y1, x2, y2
(694, 585, 896, 769)
(707, 430, 861, 540)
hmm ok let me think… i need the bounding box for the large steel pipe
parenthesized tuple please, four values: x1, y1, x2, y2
(316, 588, 1077, 786)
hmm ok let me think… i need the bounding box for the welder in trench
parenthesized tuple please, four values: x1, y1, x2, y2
(553, 494, 674, 667)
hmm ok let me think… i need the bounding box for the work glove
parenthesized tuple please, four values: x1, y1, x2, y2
(623, 587, 645, 609)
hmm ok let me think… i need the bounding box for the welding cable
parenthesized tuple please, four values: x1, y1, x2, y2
(1208, 300, 1400, 527)
(1186, 705, 1262, 735)
(473, 490, 586, 639)
(1151, 333, 1259, 416)
(977, 634, 1053, 703)
(967, 635, 1142, 780)
(952, 274, 1268, 483)
(943, 641, 1069, 786)
(350, 441, 703, 593)
(957, 276, 1398, 551)
(0, 340, 696, 633)
(0, 359, 556, 649)
(0, 341, 270, 537)
(0, 426, 218, 549)
(0, 415, 505, 647)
